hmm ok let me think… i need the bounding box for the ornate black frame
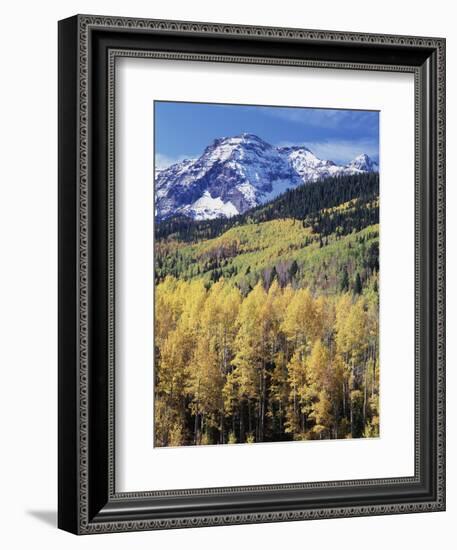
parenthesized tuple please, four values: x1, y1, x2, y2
(58, 14, 446, 534)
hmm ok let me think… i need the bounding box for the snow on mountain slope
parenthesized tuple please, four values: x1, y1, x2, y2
(278, 146, 343, 183)
(180, 191, 239, 220)
(155, 134, 378, 221)
(345, 153, 379, 173)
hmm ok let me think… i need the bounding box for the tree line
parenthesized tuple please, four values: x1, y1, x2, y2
(155, 172, 379, 243)
(154, 276, 379, 447)
(305, 198, 379, 238)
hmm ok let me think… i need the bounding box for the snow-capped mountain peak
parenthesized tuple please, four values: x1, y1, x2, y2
(156, 135, 378, 221)
(347, 153, 379, 173)
(278, 145, 341, 182)
(155, 133, 300, 220)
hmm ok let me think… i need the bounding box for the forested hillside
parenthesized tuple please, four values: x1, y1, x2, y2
(156, 172, 378, 242)
(154, 172, 380, 446)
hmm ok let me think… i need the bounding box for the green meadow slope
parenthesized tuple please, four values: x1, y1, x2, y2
(156, 217, 378, 295)
(155, 182, 379, 297)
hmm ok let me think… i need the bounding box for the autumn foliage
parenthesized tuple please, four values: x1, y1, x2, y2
(154, 276, 379, 446)
(154, 172, 380, 446)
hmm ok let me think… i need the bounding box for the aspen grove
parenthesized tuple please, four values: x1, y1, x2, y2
(154, 277, 379, 446)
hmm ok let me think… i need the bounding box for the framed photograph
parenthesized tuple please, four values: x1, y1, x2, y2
(58, 14, 446, 534)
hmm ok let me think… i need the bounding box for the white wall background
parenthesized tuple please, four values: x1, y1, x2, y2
(0, 1, 453, 548)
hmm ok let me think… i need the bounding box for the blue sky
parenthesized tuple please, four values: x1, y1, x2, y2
(155, 101, 379, 169)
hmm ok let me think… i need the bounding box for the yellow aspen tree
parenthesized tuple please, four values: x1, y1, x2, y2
(285, 348, 311, 438)
(335, 295, 369, 437)
(282, 287, 317, 352)
(231, 282, 267, 442)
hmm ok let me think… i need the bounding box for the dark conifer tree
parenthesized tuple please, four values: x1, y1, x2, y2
(354, 272, 363, 295)
(340, 267, 350, 292)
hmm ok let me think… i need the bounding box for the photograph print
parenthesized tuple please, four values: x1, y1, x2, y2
(154, 101, 380, 448)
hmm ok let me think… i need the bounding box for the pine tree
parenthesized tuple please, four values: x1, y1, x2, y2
(340, 267, 350, 292)
(289, 259, 299, 281)
(354, 272, 363, 295)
